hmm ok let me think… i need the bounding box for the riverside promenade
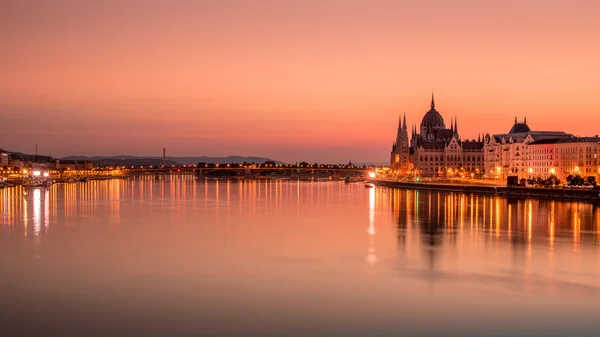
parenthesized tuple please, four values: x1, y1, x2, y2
(372, 179, 600, 202)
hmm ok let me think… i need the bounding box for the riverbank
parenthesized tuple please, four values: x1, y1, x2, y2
(373, 179, 600, 202)
(0, 175, 123, 188)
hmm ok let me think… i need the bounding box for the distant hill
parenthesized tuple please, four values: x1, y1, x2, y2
(355, 161, 389, 166)
(60, 155, 284, 166)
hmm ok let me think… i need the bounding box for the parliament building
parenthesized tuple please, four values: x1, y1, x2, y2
(390, 94, 600, 182)
(390, 94, 484, 178)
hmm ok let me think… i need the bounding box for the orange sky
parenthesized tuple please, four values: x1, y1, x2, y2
(1, 0, 599, 163)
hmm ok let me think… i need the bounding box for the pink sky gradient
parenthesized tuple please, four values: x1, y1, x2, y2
(1, 0, 599, 163)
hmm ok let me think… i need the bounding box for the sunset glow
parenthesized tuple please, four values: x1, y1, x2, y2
(2, 0, 599, 162)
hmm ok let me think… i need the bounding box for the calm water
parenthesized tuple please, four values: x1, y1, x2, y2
(2, 175, 600, 336)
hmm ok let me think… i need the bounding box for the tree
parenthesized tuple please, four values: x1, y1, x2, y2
(572, 175, 585, 186)
(546, 175, 560, 188)
(586, 176, 597, 186)
(519, 178, 527, 187)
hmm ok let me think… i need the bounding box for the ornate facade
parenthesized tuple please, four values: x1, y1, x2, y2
(483, 119, 600, 181)
(390, 94, 484, 178)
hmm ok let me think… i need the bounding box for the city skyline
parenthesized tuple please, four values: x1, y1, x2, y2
(2, 0, 600, 163)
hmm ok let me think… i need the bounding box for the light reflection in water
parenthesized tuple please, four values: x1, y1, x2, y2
(367, 186, 376, 265)
(391, 190, 600, 276)
(33, 189, 41, 244)
(1, 180, 600, 336)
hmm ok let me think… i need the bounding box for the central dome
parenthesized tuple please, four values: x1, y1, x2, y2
(420, 95, 446, 129)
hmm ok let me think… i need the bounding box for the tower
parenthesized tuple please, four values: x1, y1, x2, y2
(390, 112, 410, 172)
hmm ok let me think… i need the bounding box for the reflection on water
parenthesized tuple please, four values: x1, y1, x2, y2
(1, 177, 600, 336)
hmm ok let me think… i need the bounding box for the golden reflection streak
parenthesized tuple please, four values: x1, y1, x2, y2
(495, 198, 500, 239)
(475, 195, 479, 238)
(367, 186, 376, 265)
(460, 194, 465, 230)
(489, 198, 493, 237)
(32, 188, 43, 244)
(437, 193, 441, 228)
(23, 188, 28, 238)
(507, 204, 512, 240)
(405, 190, 412, 257)
(596, 207, 600, 245)
(481, 196, 486, 234)
(44, 189, 50, 233)
(415, 190, 419, 219)
(470, 195, 474, 234)
(549, 201, 555, 249)
(527, 200, 533, 254)
(548, 201, 555, 263)
(573, 203, 580, 251)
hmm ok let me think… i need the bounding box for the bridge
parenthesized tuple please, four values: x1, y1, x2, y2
(199, 167, 370, 179)
(116, 166, 371, 179)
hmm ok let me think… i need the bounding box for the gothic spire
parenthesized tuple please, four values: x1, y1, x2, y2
(403, 111, 407, 130)
(450, 117, 454, 131)
(455, 117, 458, 133)
(430, 91, 435, 109)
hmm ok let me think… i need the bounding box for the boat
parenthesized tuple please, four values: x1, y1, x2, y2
(364, 183, 373, 188)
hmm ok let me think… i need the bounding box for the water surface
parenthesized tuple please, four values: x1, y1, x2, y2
(1, 176, 600, 336)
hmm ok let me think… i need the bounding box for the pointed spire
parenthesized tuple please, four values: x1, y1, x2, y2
(478, 133, 481, 142)
(430, 91, 435, 109)
(402, 111, 407, 130)
(450, 117, 454, 131)
(515, 116, 517, 124)
(455, 117, 458, 133)
(524, 116, 527, 124)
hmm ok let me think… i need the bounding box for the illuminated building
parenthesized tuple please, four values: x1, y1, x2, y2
(0, 150, 8, 167)
(390, 94, 484, 178)
(483, 118, 572, 180)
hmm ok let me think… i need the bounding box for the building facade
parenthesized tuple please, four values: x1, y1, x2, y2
(0, 150, 8, 167)
(390, 95, 484, 178)
(483, 118, 572, 180)
(483, 119, 600, 182)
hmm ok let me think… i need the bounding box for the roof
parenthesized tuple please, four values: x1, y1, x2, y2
(530, 136, 600, 145)
(492, 131, 571, 143)
(420, 108, 446, 129)
(461, 141, 484, 150)
(420, 141, 447, 150)
(508, 122, 531, 134)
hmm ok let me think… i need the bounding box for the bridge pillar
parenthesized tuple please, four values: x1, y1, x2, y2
(197, 169, 203, 178)
(244, 168, 253, 178)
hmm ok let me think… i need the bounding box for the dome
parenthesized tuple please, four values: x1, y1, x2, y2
(420, 95, 445, 129)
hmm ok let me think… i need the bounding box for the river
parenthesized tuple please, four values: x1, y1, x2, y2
(1, 175, 600, 336)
